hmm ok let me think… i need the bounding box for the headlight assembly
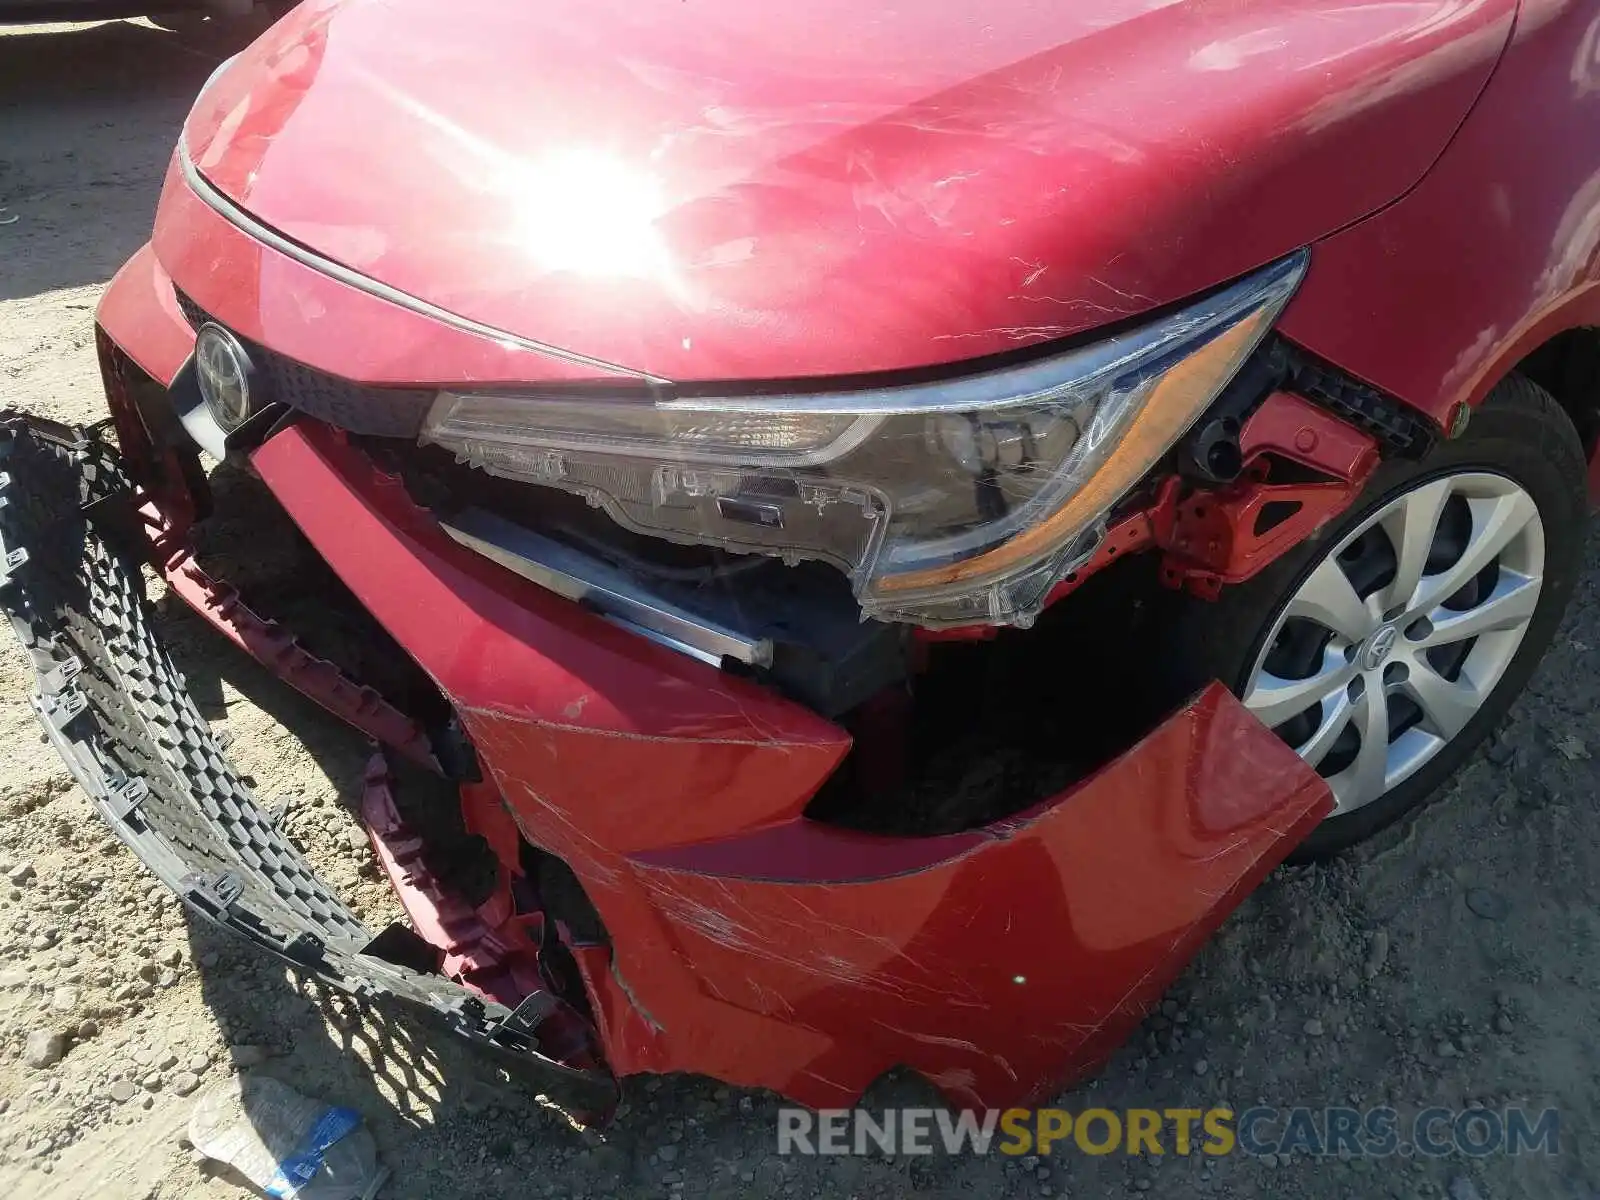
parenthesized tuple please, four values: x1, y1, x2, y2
(421, 252, 1307, 628)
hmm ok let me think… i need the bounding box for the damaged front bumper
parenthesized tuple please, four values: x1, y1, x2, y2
(254, 418, 1343, 1106)
(9, 237, 1335, 1111)
(0, 408, 1332, 1112)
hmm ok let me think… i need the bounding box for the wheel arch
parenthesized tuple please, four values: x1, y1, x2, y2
(1512, 325, 1600, 462)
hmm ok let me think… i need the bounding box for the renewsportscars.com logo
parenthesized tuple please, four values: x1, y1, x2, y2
(776, 1106, 1560, 1159)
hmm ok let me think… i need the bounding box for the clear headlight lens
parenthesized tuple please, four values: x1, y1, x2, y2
(421, 254, 1306, 628)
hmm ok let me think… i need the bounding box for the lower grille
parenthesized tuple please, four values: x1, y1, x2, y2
(0, 414, 617, 1113)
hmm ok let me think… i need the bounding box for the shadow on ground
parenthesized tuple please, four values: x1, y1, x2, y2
(0, 18, 245, 302)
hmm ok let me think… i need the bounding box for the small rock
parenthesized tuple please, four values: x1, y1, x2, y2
(1465, 889, 1511, 922)
(49, 987, 78, 1013)
(1494, 1012, 1514, 1035)
(1437, 1040, 1458, 1058)
(141, 1073, 163, 1093)
(1194, 1060, 1209, 1076)
(170, 1071, 200, 1097)
(229, 1045, 269, 1068)
(24, 1029, 66, 1069)
(186, 1054, 209, 1074)
(159, 947, 183, 968)
(0, 967, 31, 989)
(74, 1019, 100, 1040)
(1303, 1018, 1325, 1037)
(1447, 1176, 1485, 1200)
(8, 862, 35, 886)
(109, 1079, 136, 1104)
(1554, 734, 1589, 761)
(657, 1145, 678, 1163)
(1365, 930, 1390, 978)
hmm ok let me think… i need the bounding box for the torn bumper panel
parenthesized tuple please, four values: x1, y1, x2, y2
(7, 258, 1335, 1107)
(1, 399, 1332, 1108)
(2, 400, 1333, 1108)
(247, 419, 1333, 1108)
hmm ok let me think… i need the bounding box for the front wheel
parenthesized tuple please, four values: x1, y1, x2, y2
(1156, 374, 1589, 859)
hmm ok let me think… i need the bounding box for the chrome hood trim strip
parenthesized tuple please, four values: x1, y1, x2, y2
(176, 141, 670, 385)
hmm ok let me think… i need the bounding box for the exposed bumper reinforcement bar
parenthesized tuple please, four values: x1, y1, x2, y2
(439, 506, 774, 668)
(0, 413, 616, 1115)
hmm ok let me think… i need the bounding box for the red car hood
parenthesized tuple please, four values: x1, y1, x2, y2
(182, 0, 1514, 383)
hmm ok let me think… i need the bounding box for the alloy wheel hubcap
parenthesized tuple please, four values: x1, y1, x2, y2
(1241, 472, 1545, 817)
(1359, 624, 1399, 670)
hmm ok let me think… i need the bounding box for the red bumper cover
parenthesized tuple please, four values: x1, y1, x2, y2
(246, 420, 1331, 1108)
(95, 230, 1332, 1108)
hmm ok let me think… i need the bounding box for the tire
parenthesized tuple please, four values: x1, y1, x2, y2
(1154, 374, 1589, 860)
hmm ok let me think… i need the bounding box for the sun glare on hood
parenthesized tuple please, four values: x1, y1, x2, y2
(509, 148, 671, 280)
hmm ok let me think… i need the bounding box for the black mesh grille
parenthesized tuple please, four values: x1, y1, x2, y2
(0, 418, 618, 1113)
(174, 289, 209, 332)
(174, 290, 433, 438)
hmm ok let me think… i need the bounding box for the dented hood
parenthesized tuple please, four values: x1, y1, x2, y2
(182, 0, 1514, 383)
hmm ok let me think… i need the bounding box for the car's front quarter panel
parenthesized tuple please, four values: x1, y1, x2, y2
(1281, 0, 1600, 429)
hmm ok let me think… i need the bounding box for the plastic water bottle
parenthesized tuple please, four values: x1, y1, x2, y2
(188, 1074, 389, 1200)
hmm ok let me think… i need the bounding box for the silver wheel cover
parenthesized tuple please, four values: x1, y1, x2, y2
(1240, 472, 1544, 817)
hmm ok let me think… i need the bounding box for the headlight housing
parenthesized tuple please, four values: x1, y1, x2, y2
(421, 254, 1306, 628)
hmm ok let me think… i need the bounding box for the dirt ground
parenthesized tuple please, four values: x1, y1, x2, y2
(2, 17, 1599, 1200)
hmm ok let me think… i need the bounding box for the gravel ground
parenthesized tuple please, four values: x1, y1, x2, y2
(2, 18, 1599, 1200)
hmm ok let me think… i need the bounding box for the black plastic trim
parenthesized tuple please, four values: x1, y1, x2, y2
(0, 413, 616, 1113)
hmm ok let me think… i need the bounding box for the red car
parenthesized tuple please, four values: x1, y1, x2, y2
(5, 0, 1597, 1114)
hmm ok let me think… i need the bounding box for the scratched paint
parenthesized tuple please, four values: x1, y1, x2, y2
(168, 0, 1515, 384)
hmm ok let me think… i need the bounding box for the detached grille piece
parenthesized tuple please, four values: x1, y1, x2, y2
(0, 415, 616, 1114)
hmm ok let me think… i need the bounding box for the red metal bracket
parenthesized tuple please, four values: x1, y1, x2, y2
(1153, 392, 1380, 598)
(99, 355, 444, 771)
(140, 501, 442, 772)
(1042, 500, 1163, 607)
(360, 755, 602, 1069)
(926, 393, 1382, 623)
(1237, 389, 1381, 479)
